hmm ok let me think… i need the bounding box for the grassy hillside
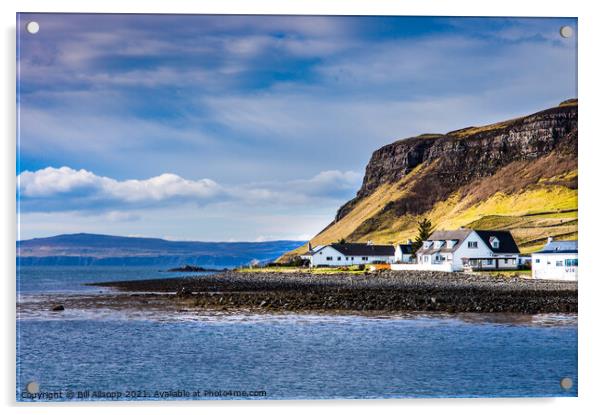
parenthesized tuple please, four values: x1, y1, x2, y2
(282, 102, 577, 260)
(286, 181, 576, 258)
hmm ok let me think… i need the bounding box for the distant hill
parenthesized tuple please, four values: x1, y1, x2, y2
(283, 100, 577, 260)
(17, 233, 306, 267)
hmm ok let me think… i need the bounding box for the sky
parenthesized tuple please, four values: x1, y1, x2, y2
(16, 14, 577, 242)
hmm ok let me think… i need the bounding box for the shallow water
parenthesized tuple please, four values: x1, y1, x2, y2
(17, 265, 210, 294)
(16, 266, 578, 400)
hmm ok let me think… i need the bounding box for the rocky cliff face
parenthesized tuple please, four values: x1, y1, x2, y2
(280, 100, 578, 260)
(335, 102, 577, 223)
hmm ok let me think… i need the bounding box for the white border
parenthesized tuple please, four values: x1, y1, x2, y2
(3, 1, 601, 414)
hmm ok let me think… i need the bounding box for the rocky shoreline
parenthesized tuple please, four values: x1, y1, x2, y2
(87, 270, 578, 314)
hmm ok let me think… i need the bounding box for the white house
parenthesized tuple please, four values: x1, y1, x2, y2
(532, 238, 578, 281)
(301, 242, 397, 267)
(402, 229, 520, 272)
(394, 243, 413, 263)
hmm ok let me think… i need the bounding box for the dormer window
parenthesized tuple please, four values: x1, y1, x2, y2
(489, 236, 500, 249)
(423, 241, 432, 249)
(446, 240, 457, 249)
(434, 240, 444, 249)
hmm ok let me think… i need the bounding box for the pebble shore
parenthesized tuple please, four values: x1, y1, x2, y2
(89, 270, 578, 314)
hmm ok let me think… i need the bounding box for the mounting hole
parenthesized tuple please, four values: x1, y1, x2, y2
(560, 377, 573, 390)
(26, 21, 40, 34)
(559, 26, 573, 38)
(26, 381, 40, 394)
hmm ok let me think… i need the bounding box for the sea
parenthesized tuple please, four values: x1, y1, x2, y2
(16, 266, 578, 401)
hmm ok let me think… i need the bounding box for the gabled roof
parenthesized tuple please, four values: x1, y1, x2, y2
(318, 243, 395, 257)
(535, 240, 578, 254)
(473, 230, 520, 254)
(301, 245, 324, 256)
(417, 229, 520, 255)
(417, 229, 472, 254)
(396, 244, 413, 254)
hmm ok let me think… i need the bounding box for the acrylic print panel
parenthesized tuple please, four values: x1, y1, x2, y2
(16, 13, 578, 401)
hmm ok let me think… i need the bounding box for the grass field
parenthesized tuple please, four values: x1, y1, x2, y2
(236, 265, 368, 275)
(237, 266, 534, 279)
(473, 269, 532, 278)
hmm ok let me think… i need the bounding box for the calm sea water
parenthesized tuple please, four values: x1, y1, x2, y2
(16, 266, 578, 400)
(17, 265, 209, 294)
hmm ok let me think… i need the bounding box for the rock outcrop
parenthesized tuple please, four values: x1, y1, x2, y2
(337, 102, 577, 222)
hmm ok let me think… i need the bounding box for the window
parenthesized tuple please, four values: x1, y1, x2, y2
(326, 256, 333, 261)
(319, 252, 323, 255)
(556, 261, 563, 267)
(535, 259, 540, 263)
(351, 257, 354, 260)
(565, 258, 578, 267)
(362, 256, 368, 261)
(345, 257, 349, 260)
(486, 259, 493, 265)
(337, 257, 341, 261)
(492, 241, 499, 249)
(468, 241, 478, 248)
(504, 259, 508, 264)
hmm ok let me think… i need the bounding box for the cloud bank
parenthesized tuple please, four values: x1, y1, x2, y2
(18, 166, 362, 212)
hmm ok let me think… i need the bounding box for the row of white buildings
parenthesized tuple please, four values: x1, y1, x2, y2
(301, 229, 578, 281)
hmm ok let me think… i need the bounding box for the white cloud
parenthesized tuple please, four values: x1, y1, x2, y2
(287, 170, 362, 198)
(19, 166, 222, 206)
(19, 166, 99, 197)
(104, 173, 220, 203)
(17, 166, 361, 212)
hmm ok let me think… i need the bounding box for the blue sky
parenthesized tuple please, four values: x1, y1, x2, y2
(16, 14, 577, 241)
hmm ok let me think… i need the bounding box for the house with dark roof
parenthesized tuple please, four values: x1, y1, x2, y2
(301, 242, 405, 267)
(532, 238, 578, 281)
(394, 243, 413, 263)
(413, 229, 520, 272)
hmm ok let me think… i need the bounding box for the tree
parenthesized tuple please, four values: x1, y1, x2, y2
(288, 256, 310, 267)
(411, 218, 433, 256)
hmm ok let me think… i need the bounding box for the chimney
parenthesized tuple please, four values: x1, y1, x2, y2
(547, 236, 554, 244)
(308, 242, 313, 252)
(407, 239, 412, 245)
